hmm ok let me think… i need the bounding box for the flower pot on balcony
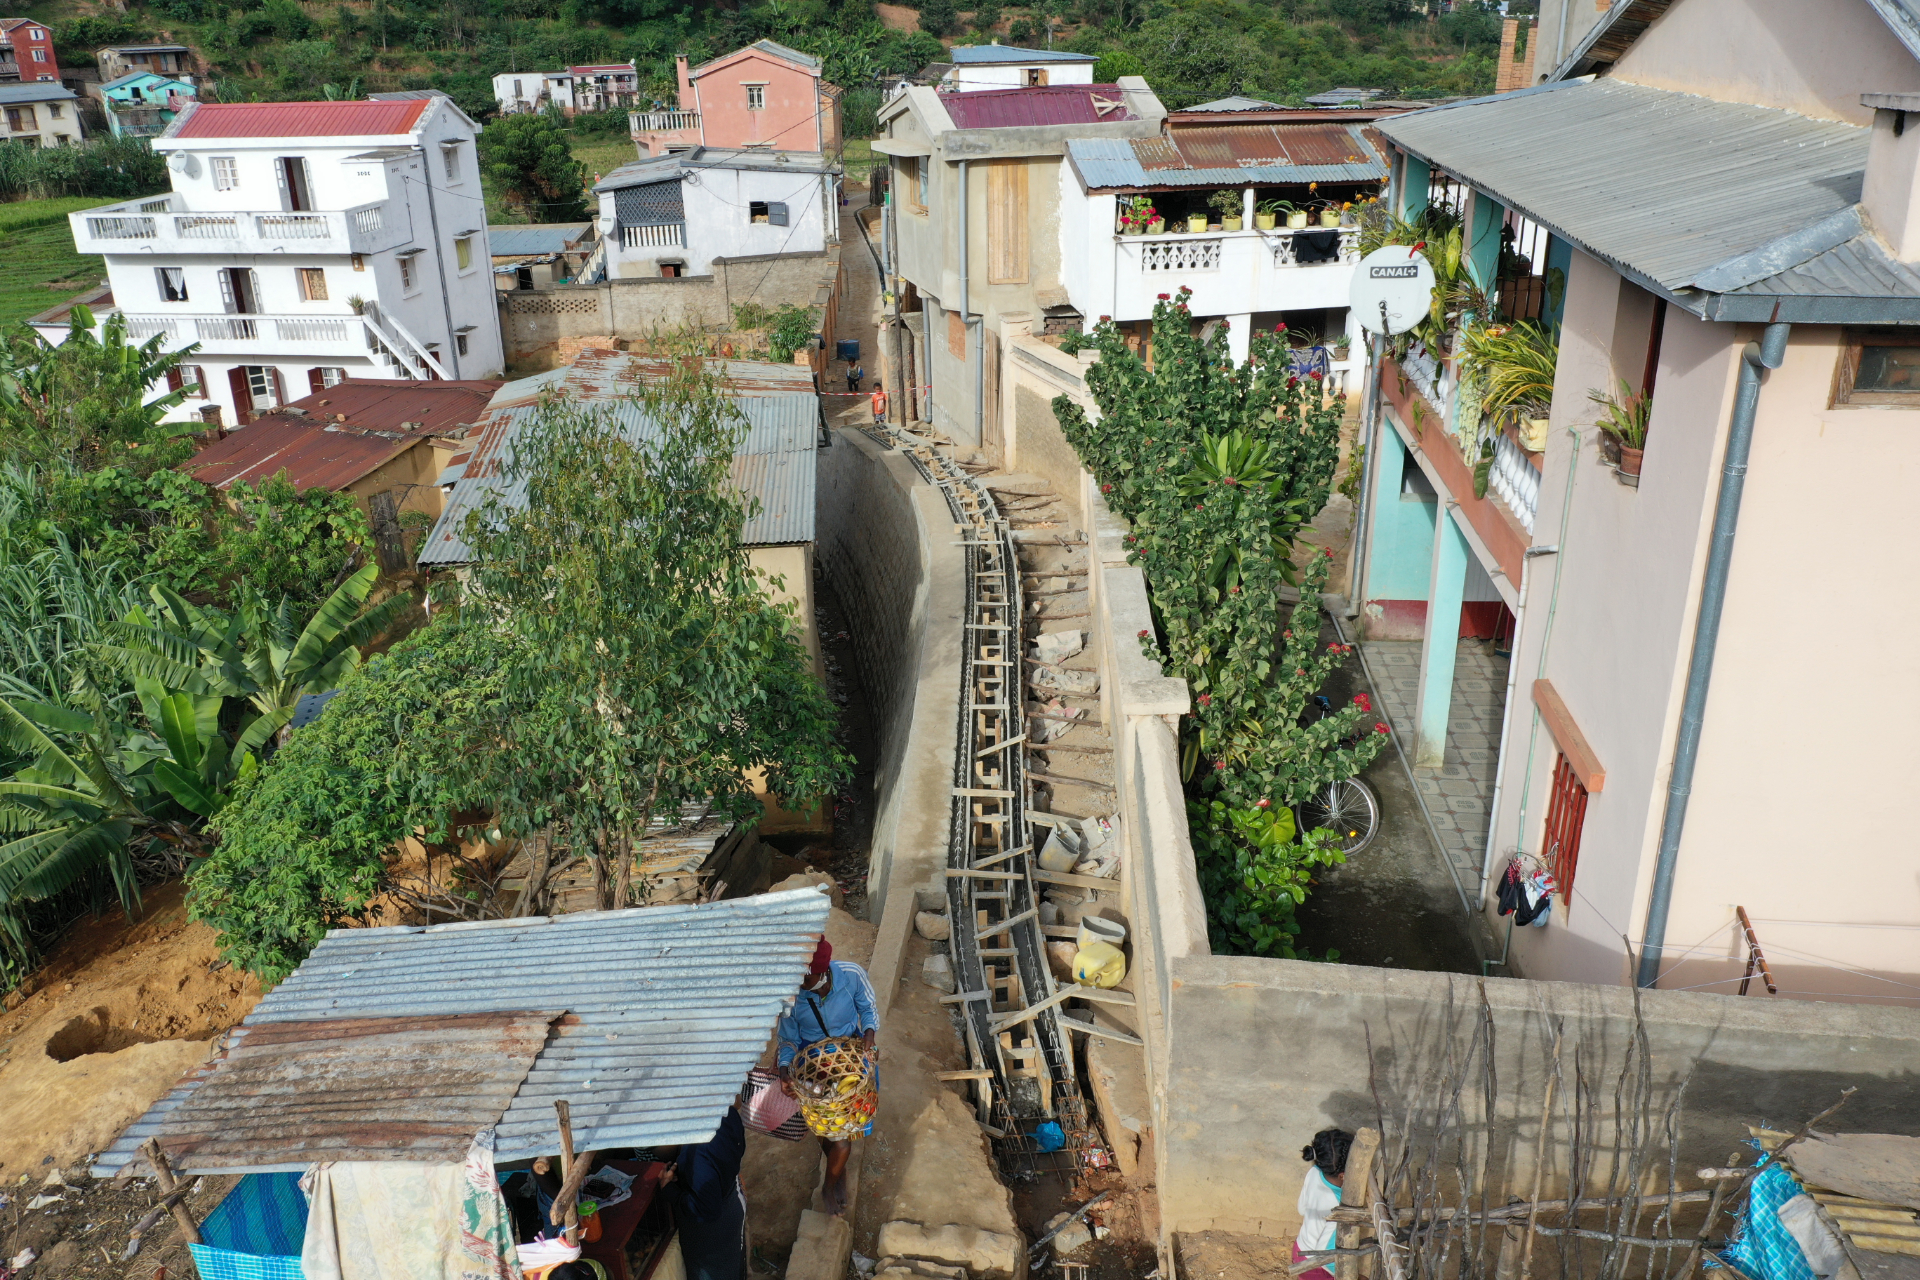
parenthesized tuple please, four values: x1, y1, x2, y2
(1121, 221, 1143, 235)
(1319, 210, 1341, 228)
(1521, 417, 1550, 452)
(1617, 444, 1644, 476)
(1147, 218, 1166, 234)
(1187, 214, 1209, 233)
(1254, 213, 1277, 230)
(1287, 211, 1310, 229)
(1222, 215, 1243, 231)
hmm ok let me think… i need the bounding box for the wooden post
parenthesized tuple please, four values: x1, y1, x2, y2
(552, 1100, 583, 1245)
(1519, 1030, 1563, 1280)
(1339, 1129, 1381, 1280)
(141, 1140, 202, 1246)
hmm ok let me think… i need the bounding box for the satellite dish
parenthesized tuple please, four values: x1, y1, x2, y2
(1350, 245, 1436, 336)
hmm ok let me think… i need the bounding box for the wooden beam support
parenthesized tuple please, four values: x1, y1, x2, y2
(1532, 679, 1605, 792)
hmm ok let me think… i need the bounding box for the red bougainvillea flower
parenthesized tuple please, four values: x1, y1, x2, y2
(1324, 547, 1334, 558)
(1198, 693, 1213, 706)
(1214, 760, 1227, 772)
(1297, 667, 1307, 675)
(1283, 629, 1293, 638)
(1375, 722, 1391, 735)
(1220, 320, 1230, 329)
(1256, 798, 1271, 809)
(1276, 321, 1288, 332)
(1100, 483, 1113, 493)
(1223, 476, 1238, 486)
(1354, 693, 1372, 710)
(1288, 377, 1299, 388)
(1179, 285, 1193, 294)
(1138, 629, 1150, 639)
(1310, 370, 1324, 381)
(1157, 293, 1170, 300)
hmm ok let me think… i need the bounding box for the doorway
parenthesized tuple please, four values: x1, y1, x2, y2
(278, 156, 312, 211)
(219, 267, 260, 314)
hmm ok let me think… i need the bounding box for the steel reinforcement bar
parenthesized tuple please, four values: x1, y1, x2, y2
(865, 424, 1090, 1179)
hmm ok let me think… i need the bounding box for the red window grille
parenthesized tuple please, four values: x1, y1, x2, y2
(1542, 752, 1590, 910)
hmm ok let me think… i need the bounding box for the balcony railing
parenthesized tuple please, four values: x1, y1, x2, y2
(77, 198, 400, 254)
(1270, 226, 1362, 267)
(630, 110, 699, 132)
(622, 222, 684, 249)
(1140, 238, 1222, 273)
(1401, 342, 1451, 420)
(1489, 429, 1541, 534)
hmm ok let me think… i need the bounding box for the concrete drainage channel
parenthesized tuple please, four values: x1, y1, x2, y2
(866, 423, 1101, 1181)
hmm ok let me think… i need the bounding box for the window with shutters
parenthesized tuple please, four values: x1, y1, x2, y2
(748, 201, 789, 227)
(455, 237, 473, 270)
(187, 365, 208, 398)
(898, 157, 925, 213)
(309, 366, 346, 393)
(212, 156, 238, 190)
(986, 159, 1029, 284)
(1542, 753, 1589, 911)
(156, 267, 188, 302)
(442, 142, 461, 182)
(296, 267, 327, 301)
(399, 254, 417, 292)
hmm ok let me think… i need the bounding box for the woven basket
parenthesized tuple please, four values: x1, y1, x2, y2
(790, 1035, 878, 1140)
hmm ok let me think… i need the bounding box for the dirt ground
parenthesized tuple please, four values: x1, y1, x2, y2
(0, 883, 260, 1184)
(1177, 1228, 1296, 1279)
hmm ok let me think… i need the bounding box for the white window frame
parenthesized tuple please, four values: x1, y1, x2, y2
(454, 236, 473, 272)
(317, 366, 346, 387)
(745, 83, 765, 110)
(297, 266, 328, 301)
(442, 142, 461, 183)
(156, 266, 188, 302)
(211, 156, 239, 191)
(245, 365, 280, 410)
(398, 253, 418, 292)
(30, 48, 45, 62)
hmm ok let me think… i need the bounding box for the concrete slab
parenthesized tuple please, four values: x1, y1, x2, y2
(1086, 1033, 1150, 1178)
(876, 1220, 1023, 1278)
(786, 1210, 853, 1280)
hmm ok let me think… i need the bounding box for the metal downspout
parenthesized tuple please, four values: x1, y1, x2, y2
(1636, 321, 1790, 988)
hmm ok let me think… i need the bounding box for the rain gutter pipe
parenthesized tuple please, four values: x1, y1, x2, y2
(958, 158, 984, 445)
(1476, 541, 1557, 910)
(1636, 321, 1789, 989)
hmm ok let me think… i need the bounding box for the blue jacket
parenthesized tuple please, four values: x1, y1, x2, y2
(775, 960, 879, 1067)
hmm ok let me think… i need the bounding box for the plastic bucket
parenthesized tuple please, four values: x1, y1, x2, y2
(835, 338, 861, 362)
(1077, 915, 1128, 950)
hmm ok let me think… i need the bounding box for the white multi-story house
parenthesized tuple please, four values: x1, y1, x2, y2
(492, 69, 574, 115)
(940, 44, 1097, 91)
(594, 147, 838, 280)
(57, 97, 503, 427)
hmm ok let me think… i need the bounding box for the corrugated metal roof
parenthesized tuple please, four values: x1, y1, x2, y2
(0, 82, 75, 104)
(948, 45, 1098, 64)
(167, 99, 430, 140)
(1376, 79, 1869, 299)
(1066, 123, 1387, 190)
(696, 39, 823, 71)
(1726, 234, 1920, 300)
(1183, 96, 1284, 113)
(184, 380, 498, 493)
(368, 89, 450, 102)
(941, 85, 1136, 129)
(422, 353, 817, 565)
(487, 223, 594, 256)
(101, 889, 833, 1174)
(136, 1011, 558, 1173)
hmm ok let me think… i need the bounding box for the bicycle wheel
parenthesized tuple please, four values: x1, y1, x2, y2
(1300, 777, 1381, 856)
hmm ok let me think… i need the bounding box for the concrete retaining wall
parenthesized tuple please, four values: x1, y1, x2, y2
(815, 427, 963, 947)
(1160, 956, 1920, 1238)
(498, 248, 841, 371)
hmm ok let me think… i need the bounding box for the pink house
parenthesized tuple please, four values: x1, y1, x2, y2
(631, 40, 840, 157)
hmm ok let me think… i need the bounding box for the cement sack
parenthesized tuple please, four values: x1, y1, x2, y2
(1033, 698, 1082, 743)
(1031, 665, 1099, 696)
(1032, 629, 1085, 665)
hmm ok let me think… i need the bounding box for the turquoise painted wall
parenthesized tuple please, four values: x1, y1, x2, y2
(1398, 156, 1431, 222)
(1466, 191, 1504, 291)
(1544, 234, 1573, 330)
(1365, 421, 1437, 602)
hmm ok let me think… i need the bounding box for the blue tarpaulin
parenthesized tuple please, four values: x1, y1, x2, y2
(1713, 1163, 1817, 1280)
(187, 1172, 308, 1280)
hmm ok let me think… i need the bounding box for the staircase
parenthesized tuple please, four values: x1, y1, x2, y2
(360, 300, 450, 380)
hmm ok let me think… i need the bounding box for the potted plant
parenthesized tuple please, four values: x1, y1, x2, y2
(1210, 188, 1244, 231)
(1118, 195, 1154, 236)
(1333, 334, 1351, 361)
(1589, 378, 1650, 475)
(1187, 210, 1209, 233)
(1460, 320, 1559, 455)
(1318, 203, 1342, 228)
(1287, 206, 1310, 229)
(1147, 211, 1166, 234)
(1255, 198, 1292, 231)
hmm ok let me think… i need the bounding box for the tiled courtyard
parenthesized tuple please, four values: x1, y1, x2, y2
(1361, 639, 1510, 902)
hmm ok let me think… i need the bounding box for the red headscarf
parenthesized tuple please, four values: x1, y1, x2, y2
(805, 937, 833, 991)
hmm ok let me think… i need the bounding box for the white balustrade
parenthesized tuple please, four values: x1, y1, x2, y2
(196, 317, 260, 341)
(275, 318, 352, 342)
(1139, 236, 1222, 272)
(138, 197, 175, 213)
(622, 222, 685, 249)
(175, 214, 239, 238)
(1400, 342, 1451, 420)
(350, 206, 383, 234)
(86, 215, 156, 239)
(1489, 430, 1541, 534)
(629, 110, 699, 131)
(256, 214, 331, 239)
(123, 317, 179, 341)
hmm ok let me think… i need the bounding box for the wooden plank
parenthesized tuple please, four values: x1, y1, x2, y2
(990, 985, 1074, 1032)
(941, 989, 992, 1004)
(1339, 1127, 1382, 1280)
(1058, 1015, 1143, 1046)
(1035, 868, 1122, 892)
(1532, 678, 1605, 792)
(937, 1069, 995, 1081)
(972, 844, 1031, 868)
(947, 868, 1021, 880)
(954, 787, 1015, 798)
(977, 905, 1038, 941)
(977, 734, 1028, 758)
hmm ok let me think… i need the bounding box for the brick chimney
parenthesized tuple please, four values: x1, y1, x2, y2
(675, 55, 693, 111)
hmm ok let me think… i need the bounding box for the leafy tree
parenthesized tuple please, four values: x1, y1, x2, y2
(195, 353, 853, 980)
(478, 111, 592, 223)
(1055, 292, 1387, 954)
(918, 0, 958, 36)
(1093, 49, 1145, 81)
(0, 307, 203, 474)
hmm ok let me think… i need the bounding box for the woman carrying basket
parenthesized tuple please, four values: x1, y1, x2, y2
(775, 939, 879, 1216)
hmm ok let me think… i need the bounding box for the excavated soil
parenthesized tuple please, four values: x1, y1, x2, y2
(0, 882, 261, 1183)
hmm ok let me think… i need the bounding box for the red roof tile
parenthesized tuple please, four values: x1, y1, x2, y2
(184, 378, 500, 492)
(940, 85, 1136, 130)
(171, 99, 430, 140)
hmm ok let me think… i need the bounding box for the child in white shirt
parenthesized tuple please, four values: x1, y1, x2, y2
(1295, 1128, 1355, 1280)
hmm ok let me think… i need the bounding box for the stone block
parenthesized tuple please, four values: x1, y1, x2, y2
(876, 1221, 1023, 1278)
(788, 1211, 854, 1280)
(876, 1259, 969, 1280)
(1045, 1212, 1093, 1256)
(915, 887, 948, 914)
(1085, 1031, 1149, 1178)
(922, 952, 956, 993)
(915, 911, 952, 941)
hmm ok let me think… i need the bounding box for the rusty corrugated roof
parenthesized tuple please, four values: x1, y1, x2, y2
(168, 99, 430, 140)
(140, 1011, 559, 1173)
(940, 84, 1136, 129)
(183, 379, 499, 493)
(1067, 120, 1389, 189)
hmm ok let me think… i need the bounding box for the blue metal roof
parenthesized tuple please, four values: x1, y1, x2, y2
(1065, 135, 1386, 190)
(949, 44, 1098, 63)
(486, 223, 593, 256)
(99, 889, 834, 1173)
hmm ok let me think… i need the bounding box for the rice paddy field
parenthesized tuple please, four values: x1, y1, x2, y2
(0, 197, 113, 328)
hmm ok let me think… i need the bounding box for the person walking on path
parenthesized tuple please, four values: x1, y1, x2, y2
(665, 1105, 749, 1280)
(845, 361, 863, 396)
(776, 938, 878, 1216)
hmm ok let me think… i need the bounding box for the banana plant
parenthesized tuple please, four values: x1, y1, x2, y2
(0, 697, 150, 963)
(103, 564, 415, 732)
(132, 679, 273, 816)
